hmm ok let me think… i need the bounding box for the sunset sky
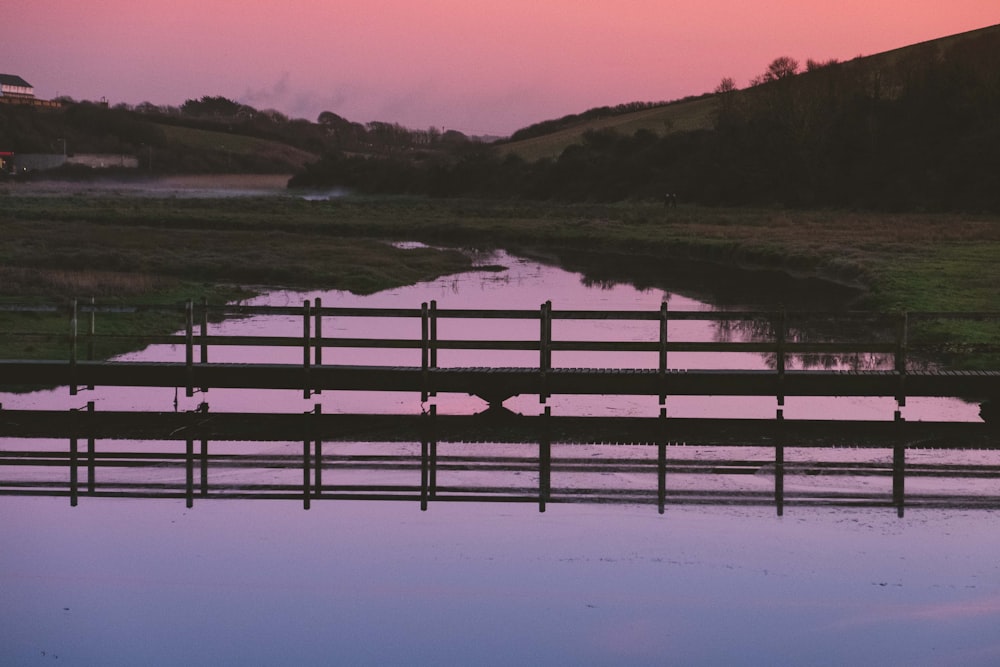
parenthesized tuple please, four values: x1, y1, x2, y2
(5, 2, 998, 135)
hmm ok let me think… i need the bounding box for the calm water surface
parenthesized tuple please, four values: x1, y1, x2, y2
(2, 249, 997, 666)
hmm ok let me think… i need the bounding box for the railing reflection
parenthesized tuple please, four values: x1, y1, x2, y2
(3, 408, 998, 517)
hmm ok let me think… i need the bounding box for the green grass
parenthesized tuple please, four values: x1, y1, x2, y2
(1, 194, 998, 365)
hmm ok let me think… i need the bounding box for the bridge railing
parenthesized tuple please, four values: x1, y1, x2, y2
(3, 299, 999, 363)
(1, 300, 999, 406)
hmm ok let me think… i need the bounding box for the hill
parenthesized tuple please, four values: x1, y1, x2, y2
(498, 23, 1000, 162)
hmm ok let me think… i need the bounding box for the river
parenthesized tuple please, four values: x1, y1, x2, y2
(2, 248, 998, 666)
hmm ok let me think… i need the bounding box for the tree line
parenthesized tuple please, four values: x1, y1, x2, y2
(0, 94, 475, 174)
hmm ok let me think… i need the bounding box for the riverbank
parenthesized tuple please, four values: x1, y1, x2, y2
(1, 191, 997, 362)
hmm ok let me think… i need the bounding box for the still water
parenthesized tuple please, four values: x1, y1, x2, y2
(2, 249, 998, 666)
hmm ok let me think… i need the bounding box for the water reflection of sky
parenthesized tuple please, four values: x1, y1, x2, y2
(2, 249, 998, 665)
(4, 499, 1000, 666)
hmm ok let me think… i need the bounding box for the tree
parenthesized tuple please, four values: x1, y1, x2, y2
(751, 56, 800, 86)
(181, 96, 250, 118)
(806, 57, 839, 72)
(715, 77, 738, 94)
(317, 110, 348, 126)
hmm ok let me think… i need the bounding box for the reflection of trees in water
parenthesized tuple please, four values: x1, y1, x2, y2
(580, 276, 625, 291)
(714, 312, 902, 371)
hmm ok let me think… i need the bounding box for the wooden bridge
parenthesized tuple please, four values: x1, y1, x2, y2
(1, 300, 999, 414)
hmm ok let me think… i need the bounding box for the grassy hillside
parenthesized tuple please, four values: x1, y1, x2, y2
(497, 97, 717, 161)
(498, 23, 1000, 162)
(155, 124, 319, 173)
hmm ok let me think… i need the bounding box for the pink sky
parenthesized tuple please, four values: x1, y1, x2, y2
(5, 1, 998, 135)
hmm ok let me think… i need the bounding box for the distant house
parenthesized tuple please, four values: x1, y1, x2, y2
(0, 74, 61, 108)
(0, 74, 35, 99)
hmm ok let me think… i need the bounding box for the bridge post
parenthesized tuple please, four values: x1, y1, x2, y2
(658, 407, 667, 514)
(302, 424, 311, 511)
(421, 302, 429, 402)
(429, 404, 438, 498)
(200, 438, 209, 497)
(775, 411, 784, 517)
(429, 300, 438, 398)
(539, 301, 552, 403)
(185, 438, 194, 508)
(312, 403, 322, 498)
(893, 411, 905, 517)
(313, 298, 322, 396)
(199, 297, 209, 394)
(302, 300, 311, 400)
(69, 432, 78, 507)
(87, 401, 96, 494)
(539, 406, 551, 512)
(893, 445, 905, 517)
(199, 403, 209, 497)
(420, 405, 437, 511)
(659, 301, 669, 408)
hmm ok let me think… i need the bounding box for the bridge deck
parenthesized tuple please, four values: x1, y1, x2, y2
(3, 360, 999, 400)
(1, 409, 997, 448)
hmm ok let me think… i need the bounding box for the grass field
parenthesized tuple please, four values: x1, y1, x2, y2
(1, 191, 998, 363)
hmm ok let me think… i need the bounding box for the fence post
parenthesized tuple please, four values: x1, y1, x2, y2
(302, 300, 311, 400)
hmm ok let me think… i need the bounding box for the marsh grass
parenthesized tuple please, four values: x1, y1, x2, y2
(0, 267, 174, 297)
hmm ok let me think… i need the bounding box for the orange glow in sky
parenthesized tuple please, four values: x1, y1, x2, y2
(5, 1, 998, 135)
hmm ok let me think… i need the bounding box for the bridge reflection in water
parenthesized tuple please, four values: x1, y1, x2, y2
(2, 407, 997, 517)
